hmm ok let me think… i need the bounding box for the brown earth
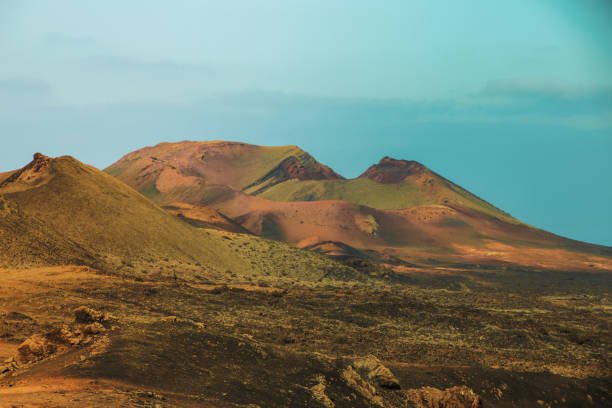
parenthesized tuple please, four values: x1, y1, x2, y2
(202, 189, 612, 272)
(359, 156, 428, 184)
(1, 147, 611, 407)
(104, 141, 612, 274)
(162, 202, 251, 233)
(0, 265, 610, 407)
(105, 141, 342, 197)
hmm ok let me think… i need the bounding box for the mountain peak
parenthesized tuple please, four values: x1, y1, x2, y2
(106, 140, 344, 197)
(0, 152, 52, 189)
(359, 157, 427, 184)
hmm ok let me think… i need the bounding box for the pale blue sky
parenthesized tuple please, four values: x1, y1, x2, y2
(1, 0, 611, 245)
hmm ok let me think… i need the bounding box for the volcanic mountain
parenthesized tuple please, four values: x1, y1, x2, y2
(0, 153, 354, 282)
(106, 141, 612, 272)
(260, 156, 514, 222)
(2, 149, 612, 408)
(106, 141, 342, 196)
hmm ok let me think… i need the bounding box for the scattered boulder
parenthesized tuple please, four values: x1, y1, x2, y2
(0, 357, 18, 374)
(310, 375, 335, 408)
(15, 332, 64, 365)
(342, 365, 384, 407)
(405, 385, 482, 408)
(82, 322, 106, 335)
(7, 307, 113, 368)
(45, 326, 81, 346)
(15, 336, 49, 364)
(74, 306, 110, 324)
(352, 354, 400, 389)
(15, 326, 88, 365)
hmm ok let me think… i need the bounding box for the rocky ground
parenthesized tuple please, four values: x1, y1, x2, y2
(0, 264, 610, 407)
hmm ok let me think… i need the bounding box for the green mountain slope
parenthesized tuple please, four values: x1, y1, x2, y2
(259, 157, 516, 223)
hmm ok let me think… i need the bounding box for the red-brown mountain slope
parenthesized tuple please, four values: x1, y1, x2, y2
(359, 157, 426, 184)
(105, 141, 342, 198)
(106, 141, 612, 272)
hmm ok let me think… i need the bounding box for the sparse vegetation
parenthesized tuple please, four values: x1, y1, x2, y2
(0, 150, 610, 407)
(0, 266, 610, 406)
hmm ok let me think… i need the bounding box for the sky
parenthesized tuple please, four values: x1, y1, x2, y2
(0, 0, 611, 245)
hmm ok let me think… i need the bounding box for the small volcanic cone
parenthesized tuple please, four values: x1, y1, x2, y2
(359, 157, 426, 184)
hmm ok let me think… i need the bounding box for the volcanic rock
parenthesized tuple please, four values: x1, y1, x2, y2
(352, 354, 401, 389)
(405, 385, 482, 408)
(359, 157, 426, 184)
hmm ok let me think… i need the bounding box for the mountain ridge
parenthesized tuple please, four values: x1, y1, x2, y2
(106, 141, 343, 198)
(105, 140, 612, 272)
